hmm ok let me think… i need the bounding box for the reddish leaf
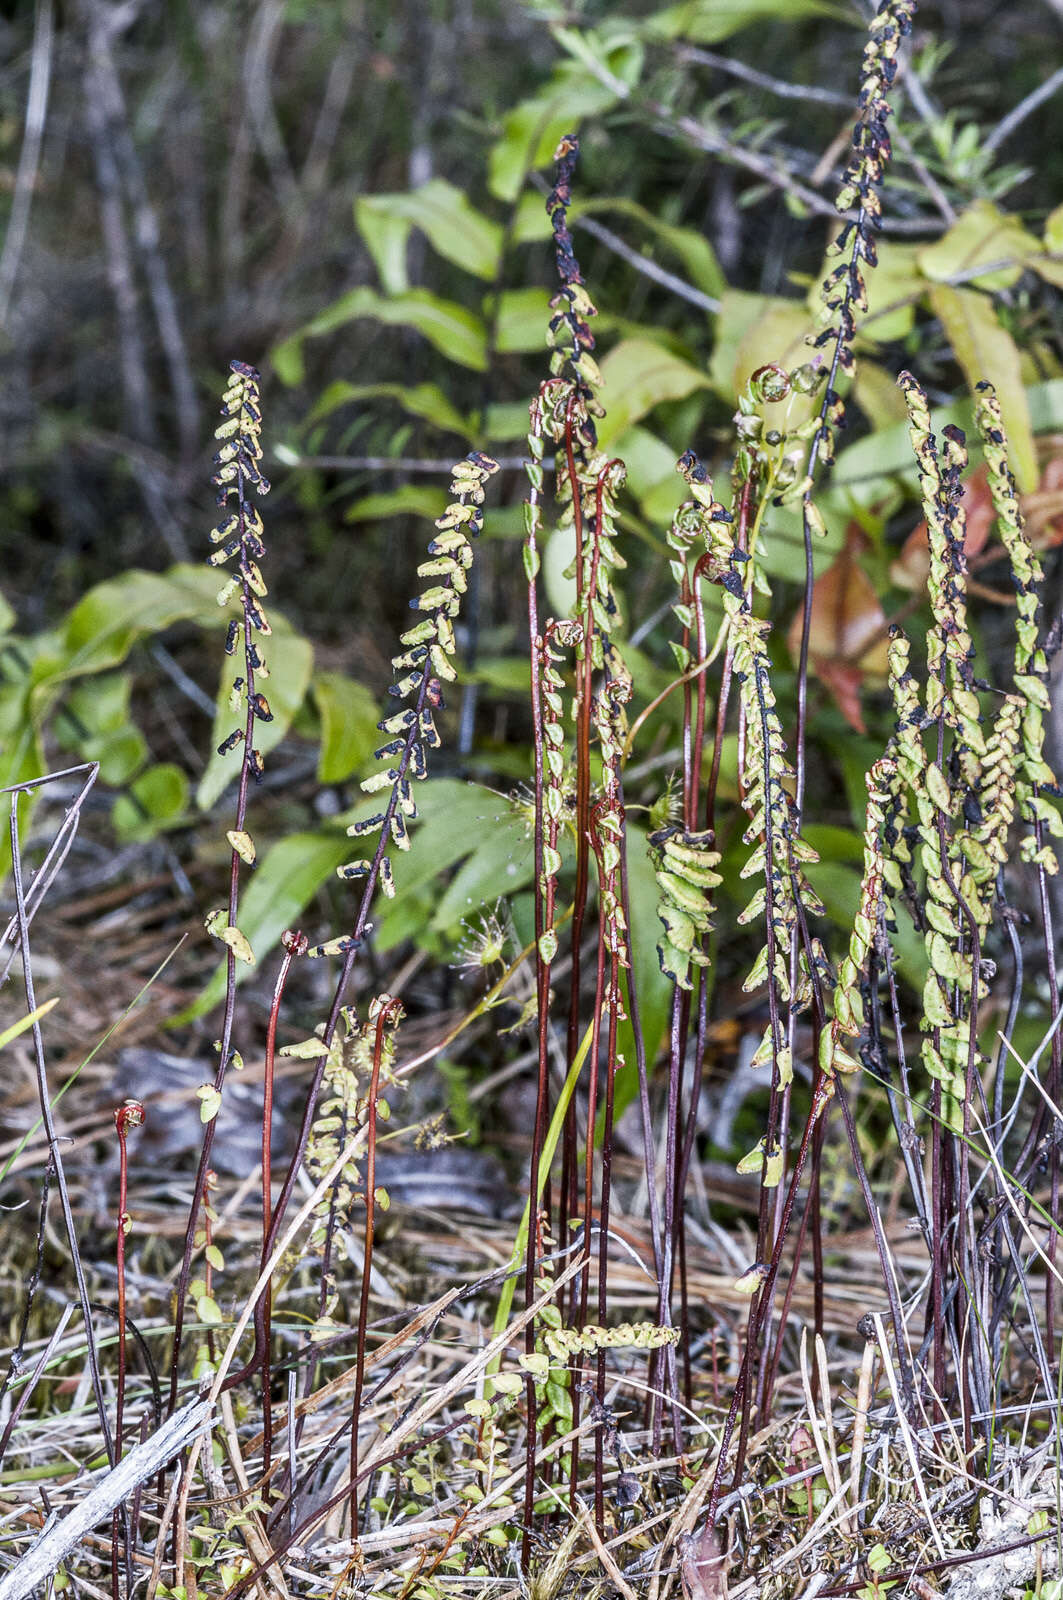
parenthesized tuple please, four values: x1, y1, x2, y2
(680, 1526, 728, 1600)
(787, 530, 889, 732)
(893, 449, 1063, 593)
(892, 464, 995, 591)
(812, 659, 869, 734)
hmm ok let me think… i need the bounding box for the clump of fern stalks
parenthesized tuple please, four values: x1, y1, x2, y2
(3, 0, 1063, 1593)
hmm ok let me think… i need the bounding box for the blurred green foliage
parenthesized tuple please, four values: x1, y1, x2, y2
(1, 0, 1061, 1026)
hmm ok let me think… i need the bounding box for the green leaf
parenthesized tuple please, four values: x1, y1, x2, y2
(487, 45, 641, 201)
(197, 618, 314, 812)
(642, 0, 841, 43)
(579, 197, 726, 298)
(485, 401, 534, 441)
(428, 810, 535, 933)
(344, 486, 448, 523)
(175, 828, 353, 1022)
(710, 289, 815, 406)
(272, 287, 488, 384)
(358, 179, 503, 281)
(354, 199, 412, 295)
(613, 426, 685, 523)
(373, 782, 534, 952)
(918, 199, 1042, 292)
(196, 1294, 223, 1326)
(59, 567, 223, 681)
(312, 671, 380, 784)
(1045, 203, 1063, 256)
(542, 524, 579, 620)
(91, 727, 148, 787)
(834, 379, 1063, 500)
(595, 337, 711, 449)
(113, 763, 189, 840)
(307, 380, 473, 439)
(62, 672, 133, 738)
(926, 283, 1038, 492)
(611, 822, 674, 1121)
(0, 590, 15, 636)
(848, 239, 922, 343)
(489, 287, 554, 353)
(467, 656, 533, 695)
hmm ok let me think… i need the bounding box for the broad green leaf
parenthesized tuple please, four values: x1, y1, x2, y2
(486, 400, 534, 441)
(372, 781, 529, 952)
(489, 287, 554, 353)
(552, 23, 643, 81)
(579, 197, 726, 298)
(851, 239, 922, 343)
(709, 289, 814, 404)
(595, 337, 711, 450)
(487, 46, 641, 202)
(758, 499, 844, 583)
(197, 618, 314, 811)
(542, 524, 579, 621)
(927, 283, 1037, 492)
(91, 726, 148, 787)
(0, 591, 15, 636)
(467, 656, 533, 695)
(809, 860, 925, 996)
(834, 379, 1063, 498)
(642, 0, 841, 43)
(611, 821, 675, 1120)
(358, 179, 503, 281)
(272, 287, 488, 384)
(312, 671, 380, 784)
(512, 192, 555, 245)
(802, 824, 865, 866)
(385, 780, 518, 899)
(307, 380, 473, 439)
(175, 827, 353, 1021)
(613, 426, 683, 524)
(0, 677, 44, 876)
(113, 763, 189, 840)
(1046, 204, 1063, 256)
(429, 811, 535, 933)
(354, 199, 411, 295)
(510, 194, 726, 300)
(54, 674, 147, 783)
(63, 672, 133, 737)
(59, 568, 222, 681)
(918, 199, 1042, 292)
(852, 359, 912, 430)
(344, 486, 448, 523)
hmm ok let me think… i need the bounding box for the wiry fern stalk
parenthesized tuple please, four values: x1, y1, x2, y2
(795, 0, 916, 803)
(540, 136, 604, 1287)
(643, 453, 730, 1440)
(586, 667, 632, 1528)
(976, 382, 1063, 1358)
(169, 359, 271, 1413)
(278, 996, 401, 1534)
(220, 447, 498, 1412)
(784, 5, 914, 1372)
(518, 135, 666, 1535)
(347, 997, 403, 1537)
(714, 519, 829, 1470)
(889, 378, 984, 1415)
